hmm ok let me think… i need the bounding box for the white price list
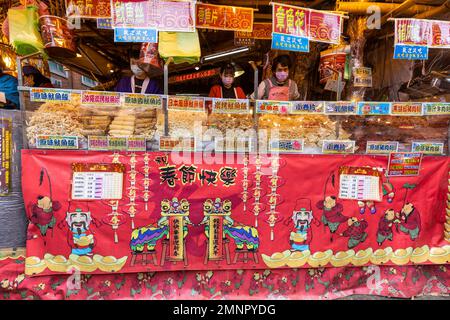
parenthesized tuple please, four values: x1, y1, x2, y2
(339, 174, 381, 201)
(72, 172, 123, 200)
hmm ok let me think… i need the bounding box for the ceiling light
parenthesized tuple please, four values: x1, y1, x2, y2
(76, 53, 82, 58)
(202, 47, 250, 62)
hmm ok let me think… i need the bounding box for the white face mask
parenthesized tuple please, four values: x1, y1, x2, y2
(131, 64, 146, 78)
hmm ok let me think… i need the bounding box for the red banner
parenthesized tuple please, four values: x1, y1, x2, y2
(394, 18, 431, 46)
(22, 150, 449, 276)
(431, 20, 450, 48)
(272, 3, 309, 37)
(309, 10, 343, 44)
(196, 3, 254, 32)
(235, 22, 272, 40)
(65, 0, 111, 18)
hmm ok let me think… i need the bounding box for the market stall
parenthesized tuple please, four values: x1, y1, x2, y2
(0, 0, 449, 299)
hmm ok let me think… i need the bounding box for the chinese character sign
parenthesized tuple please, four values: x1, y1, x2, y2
(66, 0, 111, 18)
(430, 20, 450, 48)
(235, 22, 272, 39)
(114, 27, 158, 43)
(309, 10, 342, 44)
(111, 0, 150, 28)
(196, 3, 254, 32)
(395, 19, 431, 46)
(150, 0, 195, 32)
(273, 3, 309, 37)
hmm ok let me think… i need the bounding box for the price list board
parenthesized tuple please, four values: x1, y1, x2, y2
(338, 167, 382, 201)
(71, 163, 125, 200)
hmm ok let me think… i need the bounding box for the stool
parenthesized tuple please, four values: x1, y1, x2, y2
(203, 238, 231, 265)
(160, 239, 188, 267)
(130, 251, 158, 266)
(233, 249, 259, 264)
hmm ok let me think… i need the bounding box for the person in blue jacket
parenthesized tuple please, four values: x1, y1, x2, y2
(115, 50, 162, 94)
(0, 60, 19, 109)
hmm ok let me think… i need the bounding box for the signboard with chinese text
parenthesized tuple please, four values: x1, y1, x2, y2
(169, 68, 220, 84)
(71, 163, 125, 200)
(122, 94, 163, 108)
(309, 10, 343, 44)
(159, 136, 196, 151)
(30, 88, 73, 103)
(81, 91, 121, 107)
(394, 44, 428, 60)
(338, 166, 382, 202)
(66, 0, 111, 18)
(391, 102, 423, 116)
(114, 27, 158, 43)
(353, 67, 372, 87)
(357, 102, 391, 115)
(97, 18, 112, 29)
(167, 96, 205, 112)
(234, 22, 272, 46)
(366, 141, 399, 154)
(423, 102, 450, 115)
(0, 118, 11, 195)
(256, 100, 291, 114)
(290, 101, 324, 114)
(322, 140, 355, 154)
(272, 33, 309, 52)
(269, 139, 304, 154)
(387, 152, 422, 176)
(36, 136, 79, 150)
(212, 99, 250, 114)
(325, 101, 357, 115)
(411, 142, 444, 155)
(196, 3, 254, 32)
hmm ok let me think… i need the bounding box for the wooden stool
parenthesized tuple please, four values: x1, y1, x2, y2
(160, 239, 188, 267)
(233, 249, 259, 264)
(130, 251, 158, 266)
(203, 238, 231, 265)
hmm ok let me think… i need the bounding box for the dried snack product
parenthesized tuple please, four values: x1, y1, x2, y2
(26, 101, 86, 145)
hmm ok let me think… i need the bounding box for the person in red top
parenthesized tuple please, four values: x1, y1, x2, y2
(398, 203, 421, 240)
(22, 65, 54, 88)
(316, 196, 349, 236)
(376, 209, 396, 246)
(209, 63, 246, 99)
(289, 198, 320, 252)
(29, 195, 61, 239)
(341, 217, 369, 249)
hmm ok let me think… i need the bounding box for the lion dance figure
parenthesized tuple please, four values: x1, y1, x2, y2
(199, 198, 259, 251)
(130, 198, 191, 253)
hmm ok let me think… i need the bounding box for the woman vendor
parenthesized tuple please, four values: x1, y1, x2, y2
(115, 50, 163, 94)
(250, 55, 300, 101)
(209, 63, 246, 99)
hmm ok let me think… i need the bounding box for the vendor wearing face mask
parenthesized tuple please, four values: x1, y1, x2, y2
(250, 55, 300, 101)
(115, 50, 163, 94)
(209, 63, 246, 99)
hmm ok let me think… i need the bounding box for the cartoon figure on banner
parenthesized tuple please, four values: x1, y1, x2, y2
(376, 209, 399, 246)
(160, 198, 193, 266)
(289, 198, 320, 252)
(131, 198, 193, 266)
(396, 183, 420, 241)
(199, 198, 260, 265)
(340, 217, 369, 249)
(399, 203, 421, 241)
(28, 168, 62, 243)
(318, 171, 350, 241)
(316, 196, 349, 241)
(62, 202, 101, 256)
(129, 209, 169, 267)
